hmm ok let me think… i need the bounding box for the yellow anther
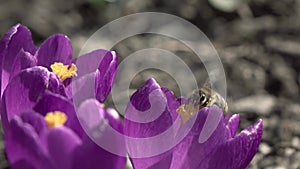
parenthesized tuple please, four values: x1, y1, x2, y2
(50, 62, 77, 81)
(44, 111, 67, 128)
(176, 103, 199, 124)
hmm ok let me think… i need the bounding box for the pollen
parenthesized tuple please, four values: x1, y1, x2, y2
(176, 103, 199, 124)
(44, 111, 67, 128)
(50, 62, 77, 81)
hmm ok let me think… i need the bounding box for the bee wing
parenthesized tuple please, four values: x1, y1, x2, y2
(202, 78, 212, 89)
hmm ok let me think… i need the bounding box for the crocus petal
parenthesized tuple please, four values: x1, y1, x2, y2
(73, 99, 126, 169)
(19, 111, 47, 136)
(148, 154, 173, 169)
(47, 72, 67, 97)
(76, 99, 126, 155)
(5, 116, 53, 169)
(11, 160, 36, 169)
(1, 66, 49, 132)
(47, 126, 81, 169)
(198, 119, 263, 169)
(9, 49, 37, 81)
(35, 34, 72, 69)
(161, 87, 180, 122)
(71, 72, 97, 106)
(124, 78, 173, 137)
(0, 24, 36, 96)
(34, 91, 83, 138)
(170, 106, 231, 169)
(96, 50, 118, 103)
(72, 138, 126, 169)
(105, 108, 123, 133)
(128, 78, 160, 113)
(75, 49, 118, 103)
(124, 78, 177, 169)
(224, 114, 240, 137)
(75, 50, 112, 76)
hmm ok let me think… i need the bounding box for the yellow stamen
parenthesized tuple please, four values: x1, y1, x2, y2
(176, 103, 199, 124)
(44, 111, 67, 128)
(50, 62, 77, 81)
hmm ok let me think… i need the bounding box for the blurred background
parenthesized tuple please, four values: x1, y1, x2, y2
(0, 0, 300, 168)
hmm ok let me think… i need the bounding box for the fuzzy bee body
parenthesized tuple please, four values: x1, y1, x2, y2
(176, 86, 228, 123)
(189, 87, 228, 113)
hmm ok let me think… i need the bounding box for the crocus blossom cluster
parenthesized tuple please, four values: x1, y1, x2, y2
(0, 24, 126, 169)
(0, 24, 263, 169)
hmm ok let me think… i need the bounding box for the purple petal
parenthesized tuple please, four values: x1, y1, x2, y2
(19, 111, 47, 136)
(5, 116, 53, 169)
(171, 106, 231, 169)
(75, 49, 117, 103)
(34, 91, 83, 138)
(0, 24, 36, 96)
(96, 51, 118, 103)
(47, 72, 67, 97)
(198, 119, 263, 169)
(124, 78, 173, 137)
(75, 50, 112, 76)
(71, 72, 97, 106)
(161, 87, 180, 122)
(73, 99, 126, 169)
(35, 34, 72, 69)
(46, 126, 81, 169)
(9, 49, 37, 81)
(128, 78, 160, 112)
(198, 106, 225, 143)
(1, 67, 49, 132)
(105, 108, 123, 133)
(148, 154, 173, 169)
(124, 79, 176, 168)
(76, 99, 105, 131)
(11, 160, 35, 169)
(72, 137, 126, 169)
(224, 114, 240, 137)
(76, 99, 126, 155)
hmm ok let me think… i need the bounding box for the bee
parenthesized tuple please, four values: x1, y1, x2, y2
(189, 86, 228, 113)
(176, 85, 228, 123)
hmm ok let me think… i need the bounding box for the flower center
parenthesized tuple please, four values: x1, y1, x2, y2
(176, 102, 199, 124)
(44, 111, 67, 128)
(50, 62, 77, 81)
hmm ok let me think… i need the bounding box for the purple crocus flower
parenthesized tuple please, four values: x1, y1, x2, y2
(0, 24, 117, 102)
(124, 78, 263, 169)
(0, 24, 126, 169)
